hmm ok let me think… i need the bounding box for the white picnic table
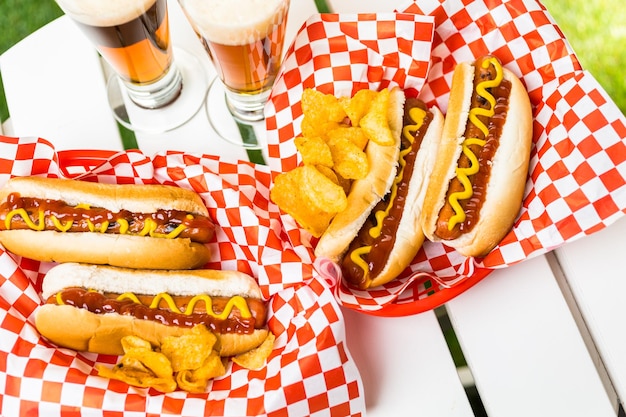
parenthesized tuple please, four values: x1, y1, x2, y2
(1, 0, 625, 416)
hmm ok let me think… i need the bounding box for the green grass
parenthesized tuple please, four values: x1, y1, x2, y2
(541, 0, 626, 113)
(0, 0, 624, 114)
(0, 1, 63, 54)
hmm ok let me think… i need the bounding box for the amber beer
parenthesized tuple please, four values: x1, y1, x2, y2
(180, 0, 290, 121)
(205, 21, 287, 94)
(55, 0, 181, 108)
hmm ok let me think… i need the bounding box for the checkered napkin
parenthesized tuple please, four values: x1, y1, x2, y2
(0, 136, 364, 416)
(265, 0, 626, 312)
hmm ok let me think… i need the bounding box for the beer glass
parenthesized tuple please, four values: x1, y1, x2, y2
(55, 0, 208, 133)
(178, 0, 290, 145)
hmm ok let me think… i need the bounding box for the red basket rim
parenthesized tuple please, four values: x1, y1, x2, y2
(361, 268, 493, 317)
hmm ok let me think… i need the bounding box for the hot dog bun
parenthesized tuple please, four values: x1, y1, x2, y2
(314, 87, 405, 261)
(362, 102, 444, 288)
(315, 92, 446, 289)
(421, 58, 533, 257)
(35, 263, 269, 357)
(0, 177, 213, 269)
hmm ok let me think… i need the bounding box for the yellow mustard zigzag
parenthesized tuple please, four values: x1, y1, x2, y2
(5, 203, 191, 238)
(56, 291, 252, 319)
(447, 57, 503, 231)
(349, 106, 427, 277)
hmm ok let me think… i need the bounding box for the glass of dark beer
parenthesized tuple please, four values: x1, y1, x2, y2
(55, 0, 208, 134)
(178, 0, 290, 146)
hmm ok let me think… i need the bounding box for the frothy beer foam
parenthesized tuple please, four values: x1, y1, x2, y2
(182, 0, 288, 46)
(55, 0, 157, 26)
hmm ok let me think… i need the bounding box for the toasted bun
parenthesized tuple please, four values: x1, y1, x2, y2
(0, 230, 210, 269)
(35, 263, 268, 357)
(421, 61, 533, 257)
(366, 105, 445, 288)
(0, 176, 209, 215)
(35, 305, 268, 357)
(41, 263, 263, 300)
(314, 87, 406, 261)
(0, 176, 212, 269)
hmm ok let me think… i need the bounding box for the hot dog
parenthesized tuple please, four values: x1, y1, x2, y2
(421, 55, 533, 257)
(35, 263, 270, 357)
(0, 176, 214, 269)
(315, 93, 445, 289)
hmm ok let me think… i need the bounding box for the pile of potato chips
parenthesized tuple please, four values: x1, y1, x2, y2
(97, 325, 275, 393)
(270, 88, 397, 237)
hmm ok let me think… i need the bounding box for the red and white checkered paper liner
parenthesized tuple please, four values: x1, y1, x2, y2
(265, 0, 626, 313)
(0, 136, 364, 416)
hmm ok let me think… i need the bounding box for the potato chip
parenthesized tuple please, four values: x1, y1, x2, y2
(271, 171, 333, 237)
(300, 117, 339, 138)
(335, 172, 352, 195)
(359, 88, 395, 146)
(301, 88, 347, 123)
(301, 89, 347, 139)
(270, 166, 347, 237)
(140, 376, 177, 393)
(121, 335, 152, 352)
(328, 136, 369, 180)
(176, 351, 226, 393)
(295, 136, 333, 167)
(161, 326, 217, 372)
(340, 89, 377, 126)
(96, 346, 178, 393)
(326, 125, 369, 151)
(232, 332, 276, 370)
(315, 164, 340, 184)
(97, 364, 178, 393)
(95, 325, 260, 393)
(298, 165, 348, 213)
(161, 338, 209, 373)
(123, 349, 174, 379)
(315, 165, 352, 195)
(191, 351, 227, 381)
(117, 354, 151, 374)
(176, 370, 207, 394)
(272, 87, 399, 237)
(301, 118, 341, 140)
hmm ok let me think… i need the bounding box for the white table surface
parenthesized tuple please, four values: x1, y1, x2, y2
(1, 1, 625, 416)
